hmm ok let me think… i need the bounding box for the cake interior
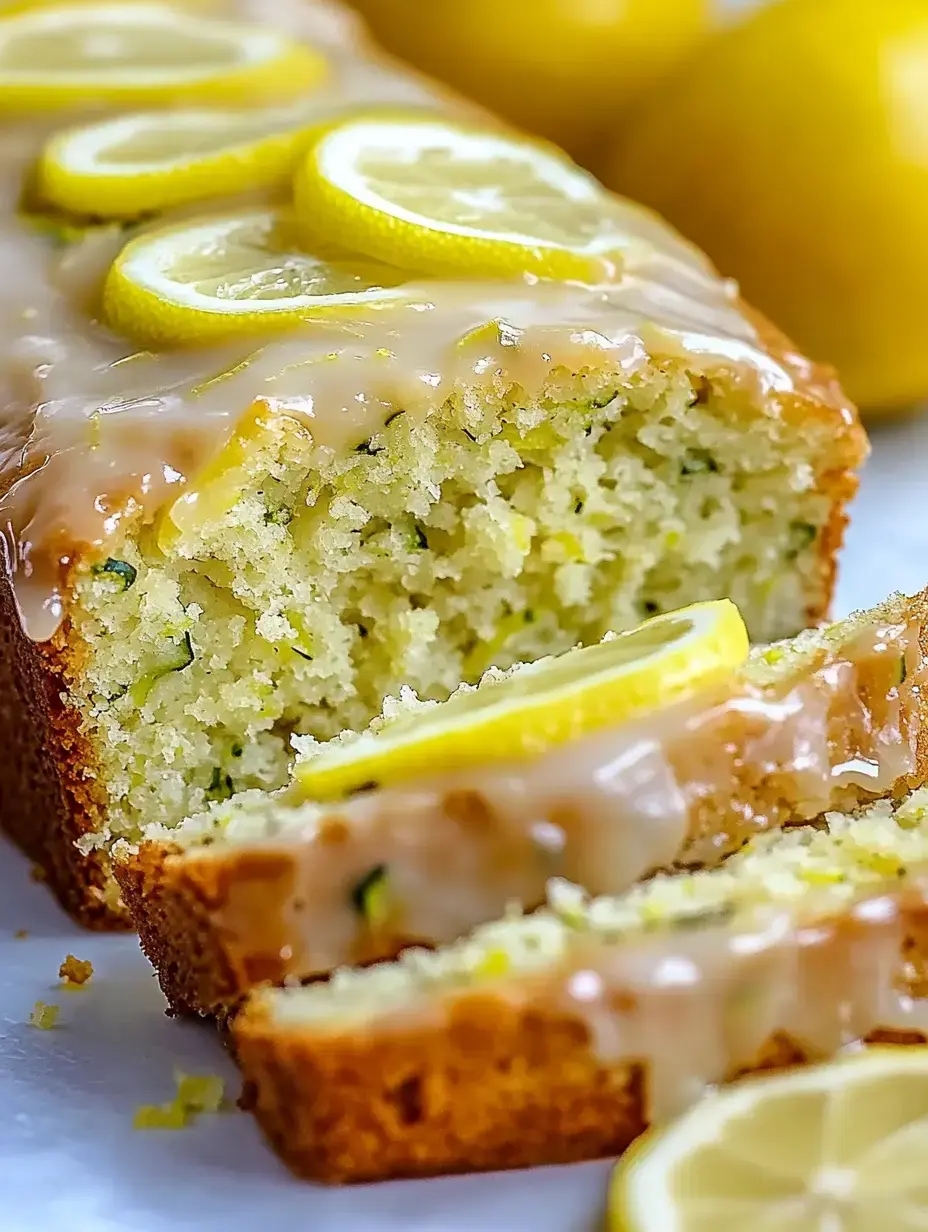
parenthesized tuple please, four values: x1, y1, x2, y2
(70, 353, 834, 850)
(141, 592, 909, 854)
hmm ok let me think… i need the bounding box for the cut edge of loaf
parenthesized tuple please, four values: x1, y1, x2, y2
(114, 585, 928, 1014)
(231, 787, 928, 1183)
(0, 302, 866, 928)
(0, 575, 128, 928)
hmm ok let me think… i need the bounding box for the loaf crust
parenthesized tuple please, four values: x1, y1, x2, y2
(0, 575, 128, 928)
(231, 897, 928, 1184)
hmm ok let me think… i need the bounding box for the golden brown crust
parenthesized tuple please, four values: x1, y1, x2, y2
(0, 574, 129, 928)
(117, 844, 305, 1016)
(741, 301, 869, 627)
(232, 900, 928, 1185)
(116, 589, 928, 1017)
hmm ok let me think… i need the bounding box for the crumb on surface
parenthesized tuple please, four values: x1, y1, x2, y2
(29, 865, 46, 883)
(133, 1070, 226, 1131)
(14, 929, 28, 940)
(133, 1102, 188, 1131)
(59, 955, 94, 987)
(29, 1001, 59, 1030)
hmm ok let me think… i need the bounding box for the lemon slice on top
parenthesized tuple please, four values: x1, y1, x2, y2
(294, 599, 749, 801)
(37, 106, 321, 219)
(293, 115, 633, 281)
(0, 4, 327, 113)
(610, 1048, 928, 1232)
(103, 209, 409, 345)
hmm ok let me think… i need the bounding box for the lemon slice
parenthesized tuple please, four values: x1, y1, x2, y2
(36, 106, 322, 219)
(103, 209, 409, 346)
(0, 4, 326, 113)
(294, 599, 749, 801)
(292, 114, 633, 281)
(611, 1048, 928, 1232)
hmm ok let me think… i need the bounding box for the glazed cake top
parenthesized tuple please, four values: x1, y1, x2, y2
(0, 0, 856, 640)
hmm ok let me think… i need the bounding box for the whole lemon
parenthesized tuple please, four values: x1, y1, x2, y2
(350, 0, 715, 164)
(604, 0, 928, 412)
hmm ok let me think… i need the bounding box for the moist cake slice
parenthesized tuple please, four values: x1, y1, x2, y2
(115, 588, 928, 1016)
(0, 0, 866, 928)
(233, 784, 928, 1184)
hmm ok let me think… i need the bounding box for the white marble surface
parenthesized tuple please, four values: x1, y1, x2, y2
(2, 411, 928, 1232)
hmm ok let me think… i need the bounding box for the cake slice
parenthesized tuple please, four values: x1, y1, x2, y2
(115, 588, 928, 1016)
(0, 0, 867, 929)
(233, 784, 928, 1184)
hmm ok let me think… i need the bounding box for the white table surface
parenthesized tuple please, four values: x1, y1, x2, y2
(2, 411, 928, 1232)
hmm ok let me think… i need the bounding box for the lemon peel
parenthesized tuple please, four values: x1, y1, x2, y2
(293, 114, 632, 281)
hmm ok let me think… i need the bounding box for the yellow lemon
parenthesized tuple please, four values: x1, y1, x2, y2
(294, 599, 749, 801)
(349, 0, 715, 164)
(293, 114, 634, 281)
(610, 1047, 928, 1232)
(37, 106, 324, 219)
(0, 3, 327, 113)
(606, 0, 928, 412)
(103, 209, 410, 346)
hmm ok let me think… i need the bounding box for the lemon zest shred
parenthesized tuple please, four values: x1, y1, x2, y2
(29, 1001, 60, 1030)
(134, 1070, 227, 1132)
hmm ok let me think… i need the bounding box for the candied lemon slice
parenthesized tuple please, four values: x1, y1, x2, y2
(294, 599, 749, 801)
(0, 4, 326, 113)
(37, 106, 321, 219)
(611, 1047, 928, 1232)
(292, 114, 633, 281)
(103, 209, 409, 345)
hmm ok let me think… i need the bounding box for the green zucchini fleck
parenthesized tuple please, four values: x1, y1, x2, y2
(293, 647, 313, 661)
(206, 767, 234, 803)
(588, 388, 621, 410)
(680, 449, 719, 476)
(355, 438, 383, 456)
(414, 524, 429, 550)
(899, 656, 909, 687)
(129, 632, 195, 706)
(351, 863, 390, 928)
(786, 521, 817, 559)
(231, 743, 244, 759)
(264, 506, 293, 527)
(92, 558, 137, 591)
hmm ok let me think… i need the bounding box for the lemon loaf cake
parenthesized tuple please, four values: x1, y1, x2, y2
(234, 785, 928, 1184)
(0, 0, 866, 927)
(116, 589, 928, 1016)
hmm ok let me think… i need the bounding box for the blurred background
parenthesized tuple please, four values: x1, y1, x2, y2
(346, 0, 928, 417)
